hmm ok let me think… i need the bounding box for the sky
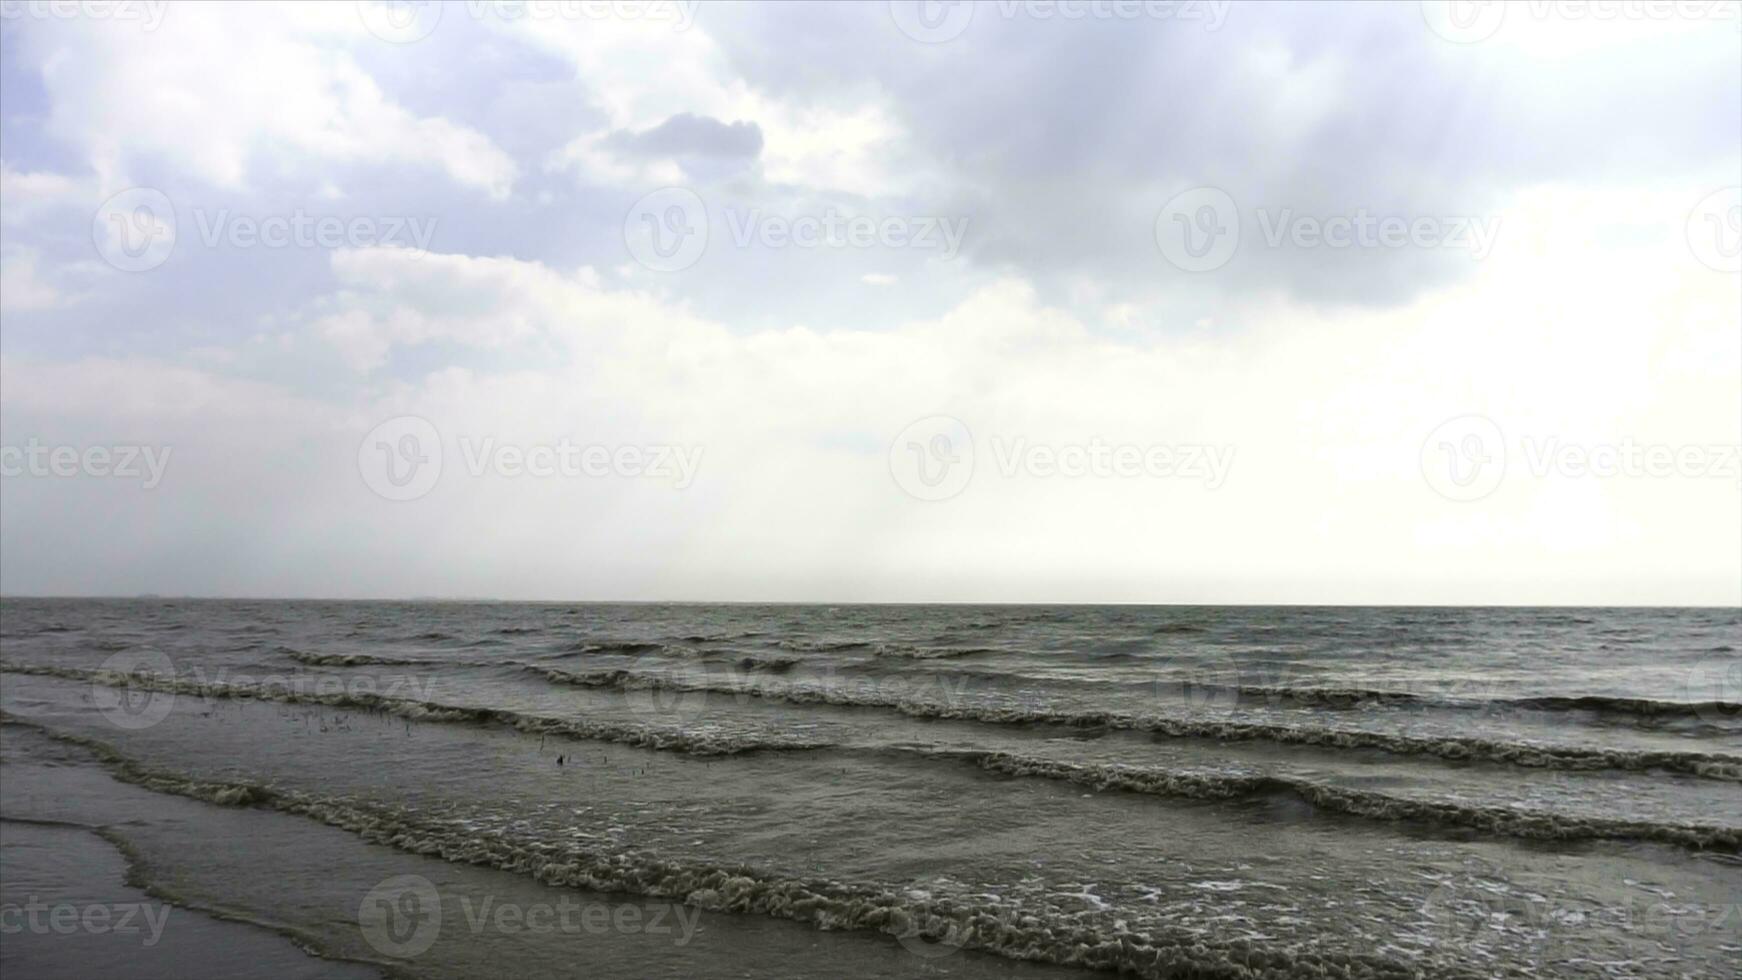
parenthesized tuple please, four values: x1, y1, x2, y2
(0, 0, 1738, 604)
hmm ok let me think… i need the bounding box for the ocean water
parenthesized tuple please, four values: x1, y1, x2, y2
(1, 599, 1738, 978)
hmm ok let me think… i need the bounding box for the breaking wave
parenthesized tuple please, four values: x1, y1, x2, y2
(0, 663, 825, 757)
(526, 666, 1742, 781)
(0, 715, 1486, 980)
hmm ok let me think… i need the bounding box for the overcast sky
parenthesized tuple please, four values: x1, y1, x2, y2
(1, 0, 1738, 604)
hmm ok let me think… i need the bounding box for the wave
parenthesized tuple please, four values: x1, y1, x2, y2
(1180, 684, 1740, 722)
(870, 644, 997, 660)
(1505, 694, 1739, 720)
(0, 715, 1477, 980)
(281, 649, 424, 667)
(955, 751, 1739, 852)
(526, 666, 1742, 781)
(729, 655, 800, 673)
(559, 640, 668, 656)
(0, 663, 826, 757)
(774, 639, 873, 652)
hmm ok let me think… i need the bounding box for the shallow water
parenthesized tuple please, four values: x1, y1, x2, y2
(2, 599, 1738, 977)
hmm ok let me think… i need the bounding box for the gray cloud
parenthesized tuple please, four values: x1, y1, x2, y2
(603, 113, 765, 161)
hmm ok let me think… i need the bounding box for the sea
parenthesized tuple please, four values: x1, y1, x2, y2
(1, 599, 1738, 978)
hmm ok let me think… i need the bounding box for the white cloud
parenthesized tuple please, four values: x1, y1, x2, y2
(11, 3, 517, 197)
(0, 246, 69, 311)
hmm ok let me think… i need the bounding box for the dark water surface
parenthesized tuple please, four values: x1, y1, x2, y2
(2, 600, 1738, 978)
